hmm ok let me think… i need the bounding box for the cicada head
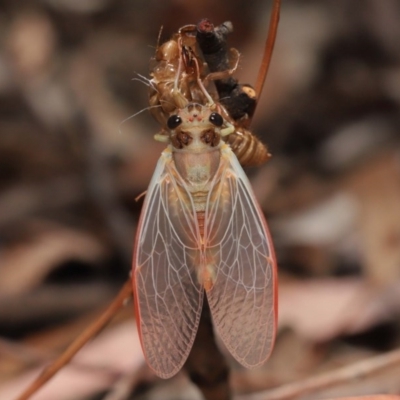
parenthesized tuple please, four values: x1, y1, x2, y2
(166, 103, 234, 151)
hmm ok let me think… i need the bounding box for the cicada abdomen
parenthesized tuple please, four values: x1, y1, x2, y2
(225, 126, 270, 167)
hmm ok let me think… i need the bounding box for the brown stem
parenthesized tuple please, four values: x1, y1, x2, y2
(184, 296, 231, 400)
(251, 0, 281, 125)
(14, 278, 133, 400)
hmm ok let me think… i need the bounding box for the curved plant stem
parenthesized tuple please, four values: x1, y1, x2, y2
(14, 278, 133, 400)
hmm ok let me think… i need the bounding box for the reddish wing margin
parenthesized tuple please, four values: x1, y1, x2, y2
(205, 144, 278, 368)
(132, 147, 203, 379)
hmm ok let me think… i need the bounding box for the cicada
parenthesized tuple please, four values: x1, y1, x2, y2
(132, 100, 278, 378)
(132, 0, 280, 379)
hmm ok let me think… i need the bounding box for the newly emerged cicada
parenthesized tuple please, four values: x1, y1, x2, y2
(132, 102, 277, 377)
(132, 3, 280, 379)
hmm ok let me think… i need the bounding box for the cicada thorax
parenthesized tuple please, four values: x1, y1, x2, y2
(166, 104, 227, 240)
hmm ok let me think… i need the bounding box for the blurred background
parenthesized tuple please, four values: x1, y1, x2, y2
(1, 0, 400, 398)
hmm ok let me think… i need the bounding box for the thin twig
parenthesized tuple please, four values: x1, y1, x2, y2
(184, 297, 231, 400)
(0, 336, 121, 377)
(14, 278, 133, 400)
(251, 0, 281, 125)
(236, 347, 400, 400)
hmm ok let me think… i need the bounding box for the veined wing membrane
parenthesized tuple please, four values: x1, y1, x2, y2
(133, 149, 203, 378)
(205, 145, 278, 368)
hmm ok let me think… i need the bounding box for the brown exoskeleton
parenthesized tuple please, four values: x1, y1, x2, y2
(149, 20, 271, 167)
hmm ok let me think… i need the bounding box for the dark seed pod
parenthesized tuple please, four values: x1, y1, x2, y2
(196, 19, 258, 122)
(219, 84, 257, 121)
(196, 19, 233, 72)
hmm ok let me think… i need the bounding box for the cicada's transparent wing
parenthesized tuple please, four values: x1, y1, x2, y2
(132, 148, 203, 379)
(204, 144, 278, 368)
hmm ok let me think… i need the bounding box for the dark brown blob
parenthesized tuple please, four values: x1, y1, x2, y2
(196, 20, 257, 122)
(196, 19, 233, 72)
(219, 83, 257, 121)
(171, 131, 193, 149)
(201, 129, 220, 147)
